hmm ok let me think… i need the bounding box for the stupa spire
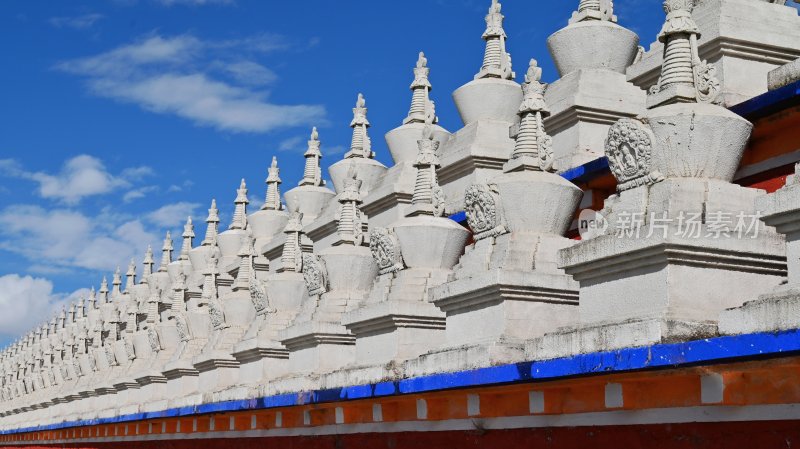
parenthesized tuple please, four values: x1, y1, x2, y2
(405, 52, 438, 125)
(336, 167, 364, 246)
(202, 199, 220, 246)
(346, 94, 375, 159)
(159, 231, 173, 272)
(99, 277, 109, 303)
(279, 209, 304, 273)
(263, 156, 283, 211)
(142, 245, 154, 277)
(111, 267, 122, 297)
(87, 287, 97, 310)
(505, 60, 555, 173)
(410, 122, 445, 217)
(477, 0, 514, 80)
(571, 0, 616, 23)
(124, 259, 136, 291)
(299, 128, 325, 186)
(172, 272, 187, 312)
(233, 232, 255, 291)
(200, 242, 220, 303)
(229, 179, 249, 230)
(180, 217, 194, 260)
(648, 0, 720, 106)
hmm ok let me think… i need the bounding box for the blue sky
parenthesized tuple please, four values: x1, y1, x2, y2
(0, 0, 737, 346)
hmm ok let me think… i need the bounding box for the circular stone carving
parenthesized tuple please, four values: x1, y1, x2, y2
(369, 227, 404, 275)
(301, 253, 328, 296)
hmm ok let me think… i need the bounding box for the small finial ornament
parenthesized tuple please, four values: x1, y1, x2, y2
(263, 156, 283, 211)
(336, 166, 365, 246)
(125, 258, 137, 291)
(477, 0, 514, 80)
(180, 217, 194, 260)
(505, 59, 554, 173)
(99, 276, 109, 303)
(346, 94, 375, 159)
(409, 119, 446, 217)
(648, 0, 720, 107)
(202, 199, 220, 246)
(229, 179, 249, 230)
(299, 127, 326, 186)
(279, 208, 305, 273)
(159, 231, 173, 272)
(405, 52, 438, 125)
(142, 245, 155, 276)
(571, 0, 616, 23)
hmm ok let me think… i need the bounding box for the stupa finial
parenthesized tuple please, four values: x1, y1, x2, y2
(233, 231, 255, 291)
(142, 245, 155, 277)
(229, 179, 249, 231)
(477, 0, 514, 80)
(112, 267, 122, 297)
(99, 276, 109, 303)
(404, 52, 437, 125)
(200, 240, 220, 303)
(180, 217, 194, 260)
(336, 166, 365, 245)
(505, 59, 555, 173)
(263, 156, 283, 211)
(124, 258, 136, 291)
(409, 120, 445, 217)
(159, 231, 173, 272)
(202, 199, 220, 246)
(571, 0, 616, 23)
(299, 127, 325, 186)
(648, 0, 720, 107)
(346, 94, 375, 159)
(279, 208, 304, 273)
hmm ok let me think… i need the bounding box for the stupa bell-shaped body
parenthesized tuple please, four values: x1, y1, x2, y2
(385, 53, 452, 164)
(452, 0, 521, 125)
(328, 95, 389, 196)
(284, 129, 336, 224)
(544, 0, 646, 171)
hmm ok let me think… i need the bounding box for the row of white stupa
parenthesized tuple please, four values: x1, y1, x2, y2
(3, 0, 800, 427)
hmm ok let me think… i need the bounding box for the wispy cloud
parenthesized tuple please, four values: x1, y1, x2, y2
(278, 135, 304, 152)
(0, 155, 151, 205)
(48, 13, 105, 30)
(146, 201, 201, 227)
(57, 34, 325, 133)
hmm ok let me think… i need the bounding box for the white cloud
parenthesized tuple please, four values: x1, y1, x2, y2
(278, 135, 304, 152)
(146, 201, 201, 227)
(0, 205, 157, 273)
(57, 34, 326, 133)
(0, 155, 152, 205)
(48, 13, 105, 30)
(123, 185, 158, 202)
(0, 274, 84, 341)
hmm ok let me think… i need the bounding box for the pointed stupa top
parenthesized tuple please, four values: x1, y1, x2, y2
(75, 296, 85, 320)
(172, 271, 187, 312)
(201, 241, 221, 302)
(299, 127, 326, 186)
(124, 258, 137, 291)
(229, 179, 249, 230)
(203, 199, 220, 246)
(111, 267, 122, 297)
(648, 0, 720, 107)
(263, 156, 283, 211)
(180, 216, 194, 260)
(159, 231, 173, 272)
(99, 276, 109, 303)
(279, 209, 304, 273)
(504, 60, 555, 173)
(87, 287, 97, 310)
(142, 245, 155, 277)
(409, 121, 445, 217)
(336, 167, 365, 246)
(233, 231, 255, 290)
(346, 94, 376, 159)
(476, 0, 514, 80)
(404, 52, 438, 125)
(570, 0, 616, 24)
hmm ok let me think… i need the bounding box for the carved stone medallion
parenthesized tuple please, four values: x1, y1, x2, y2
(605, 118, 664, 191)
(302, 253, 328, 296)
(369, 227, 405, 275)
(464, 183, 509, 241)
